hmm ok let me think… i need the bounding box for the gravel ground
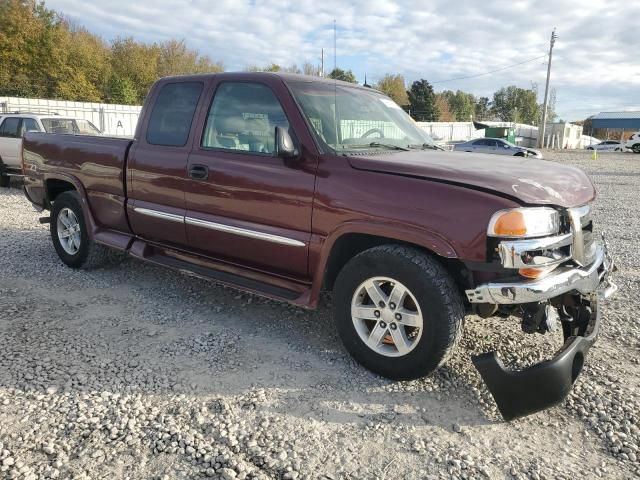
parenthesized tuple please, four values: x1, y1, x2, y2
(0, 150, 639, 479)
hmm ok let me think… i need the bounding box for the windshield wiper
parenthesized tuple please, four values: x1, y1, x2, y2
(407, 143, 445, 151)
(344, 142, 410, 151)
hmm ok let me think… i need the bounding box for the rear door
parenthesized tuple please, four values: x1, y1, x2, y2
(0, 117, 22, 167)
(126, 80, 205, 248)
(184, 78, 317, 279)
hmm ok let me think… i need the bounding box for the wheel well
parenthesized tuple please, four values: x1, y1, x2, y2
(45, 179, 76, 206)
(514, 152, 525, 156)
(322, 233, 472, 292)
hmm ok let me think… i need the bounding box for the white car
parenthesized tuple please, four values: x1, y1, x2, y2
(625, 131, 640, 154)
(453, 137, 543, 158)
(586, 140, 628, 152)
(0, 113, 101, 187)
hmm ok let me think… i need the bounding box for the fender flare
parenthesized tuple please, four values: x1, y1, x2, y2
(307, 220, 459, 307)
(44, 172, 98, 241)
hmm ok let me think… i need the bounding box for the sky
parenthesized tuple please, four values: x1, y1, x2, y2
(46, 0, 640, 121)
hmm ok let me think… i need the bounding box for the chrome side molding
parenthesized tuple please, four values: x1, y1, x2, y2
(185, 217, 305, 247)
(133, 206, 305, 248)
(133, 207, 184, 223)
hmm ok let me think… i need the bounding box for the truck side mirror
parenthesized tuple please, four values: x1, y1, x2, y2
(275, 126, 298, 159)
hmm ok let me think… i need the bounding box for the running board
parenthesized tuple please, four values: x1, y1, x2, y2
(128, 241, 304, 302)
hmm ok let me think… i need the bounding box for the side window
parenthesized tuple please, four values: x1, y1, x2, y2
(147, 82, 203, 147)
(473, 139, 487, 146)
(22, 118, 40, 135)
(202, 82, 290, 154)
(0, 117, 20, 138)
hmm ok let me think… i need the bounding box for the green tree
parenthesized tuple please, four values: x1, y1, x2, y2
(407, 79, 438, 121)
(328, 68, 357, 83)
(110, 37, 160, 103)
(441, 90, 476, 121)
(105, 74, 138, 104)
(492, 86, 540, 125)
(375, 74, 409, 106)
(474, 96, 491, 121)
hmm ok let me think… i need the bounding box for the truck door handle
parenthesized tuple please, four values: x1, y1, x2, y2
(189, 165, 209, 180)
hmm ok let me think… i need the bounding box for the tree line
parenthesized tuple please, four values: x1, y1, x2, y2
(0, 0, 556, 125)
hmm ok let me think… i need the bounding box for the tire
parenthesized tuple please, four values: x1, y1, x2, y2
(332, 244, 464, 380)
(632, 143, 640, 154)
(0, 174, 9, 188)
(514, 152, 525, 157)
(587, 147, 594, 150)
(50, 191, 115, 269)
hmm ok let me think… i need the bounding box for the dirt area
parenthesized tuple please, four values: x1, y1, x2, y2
(0, 150, 638, 479)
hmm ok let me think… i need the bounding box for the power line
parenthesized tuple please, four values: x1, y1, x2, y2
(431, 54, 547, 84)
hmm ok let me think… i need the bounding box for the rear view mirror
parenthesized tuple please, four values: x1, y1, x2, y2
(275, 126, 298, 159)
(503, 144, 510, 148)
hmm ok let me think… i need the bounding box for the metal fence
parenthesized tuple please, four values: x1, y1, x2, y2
(0, 96, 141, 136)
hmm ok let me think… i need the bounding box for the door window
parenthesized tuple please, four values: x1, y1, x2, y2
(202, 82, 290, 155)
(0, 117, 20, 138)
(21, 118, 40, 135)
(146, 82, 203, 147)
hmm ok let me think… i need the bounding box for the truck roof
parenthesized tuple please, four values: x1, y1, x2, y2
(157, 71, 372, 91)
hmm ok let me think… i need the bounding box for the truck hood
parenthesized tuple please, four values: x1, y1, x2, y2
(347, 150, 595, 208)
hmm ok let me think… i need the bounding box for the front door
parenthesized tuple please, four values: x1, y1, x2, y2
(184, 80, 317, 279)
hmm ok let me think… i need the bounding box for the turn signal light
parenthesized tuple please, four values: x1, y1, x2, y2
(487, 207, 560, 238)
(493, 211, 526, 237)
(518, 265, 559, 279)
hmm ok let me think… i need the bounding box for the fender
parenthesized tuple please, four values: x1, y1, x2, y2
(306, 220, 459, 308)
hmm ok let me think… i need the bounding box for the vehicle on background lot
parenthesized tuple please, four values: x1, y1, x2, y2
(586, 140, 628, 152)
(21, 73, 617, 421)
(626, 131, 640, 153)
(0, 113, 101, 187)
(453, 137, 543, 158)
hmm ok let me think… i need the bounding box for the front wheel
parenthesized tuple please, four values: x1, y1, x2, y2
(332, 245, 464, 380)
(0, 174, 9, 188)
(632, 143, 640, 154)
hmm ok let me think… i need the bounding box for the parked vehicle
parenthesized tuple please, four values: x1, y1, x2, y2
(453, 137, 543, 158)
(625, 131, 640, 153)
(22, 73, 617, 420)
(0, 113, 101, 187)
(586, 140, 628, 152)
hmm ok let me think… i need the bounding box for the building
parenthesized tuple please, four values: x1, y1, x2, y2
(589, 111, 640, 140)
(541, 122, 583, 149)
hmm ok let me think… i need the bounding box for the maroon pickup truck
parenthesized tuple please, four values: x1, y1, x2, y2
(22, 72, 617, 420)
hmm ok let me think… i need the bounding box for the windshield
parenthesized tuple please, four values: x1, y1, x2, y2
(288, 81, 436, 153)
(41, 118, 101, 135)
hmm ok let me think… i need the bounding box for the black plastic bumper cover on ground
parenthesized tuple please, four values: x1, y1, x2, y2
(472, 304, 599, 421)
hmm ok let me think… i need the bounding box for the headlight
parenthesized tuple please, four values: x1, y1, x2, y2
(487, 207, 560, 238)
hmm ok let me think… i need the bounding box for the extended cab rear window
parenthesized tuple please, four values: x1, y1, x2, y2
(146, 82, 203, 147)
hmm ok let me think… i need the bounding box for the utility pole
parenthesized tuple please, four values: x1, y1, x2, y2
(539, 28, 557, 148)
(320, 48, 324, 77)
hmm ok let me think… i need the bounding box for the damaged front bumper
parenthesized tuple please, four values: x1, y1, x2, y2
(465, 241, 617, 421)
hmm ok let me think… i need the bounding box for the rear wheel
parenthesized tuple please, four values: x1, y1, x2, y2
(51, 191, 116, 269)
(514, 152, 525, 157)
(0, 174, 9, 188)
(632, 143, 640, 154)
(332, 245, 464, 380)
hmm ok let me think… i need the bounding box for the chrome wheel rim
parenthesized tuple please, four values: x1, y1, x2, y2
(57, 207, 81, 255)
(351, 276, 423, 357)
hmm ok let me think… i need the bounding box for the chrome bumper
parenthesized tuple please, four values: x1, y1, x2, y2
(466, 243, 617, 305)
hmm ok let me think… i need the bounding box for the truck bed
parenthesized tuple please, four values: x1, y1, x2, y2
(23, 132, 133, 234)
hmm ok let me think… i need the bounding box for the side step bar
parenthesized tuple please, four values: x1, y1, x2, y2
(128, 241, 304, 302)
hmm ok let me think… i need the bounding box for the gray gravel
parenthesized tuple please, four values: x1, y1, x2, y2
(0, 150, 639, 479)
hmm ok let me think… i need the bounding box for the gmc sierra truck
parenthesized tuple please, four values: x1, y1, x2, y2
(22, 72, 617, 420)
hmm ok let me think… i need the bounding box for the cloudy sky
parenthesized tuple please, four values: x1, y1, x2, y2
(47, 0, 639, 120)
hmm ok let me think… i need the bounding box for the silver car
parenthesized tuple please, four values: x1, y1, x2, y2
(453, 137, 543, 158)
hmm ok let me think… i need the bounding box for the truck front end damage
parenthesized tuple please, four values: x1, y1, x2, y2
(465, 204, 617, 420)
